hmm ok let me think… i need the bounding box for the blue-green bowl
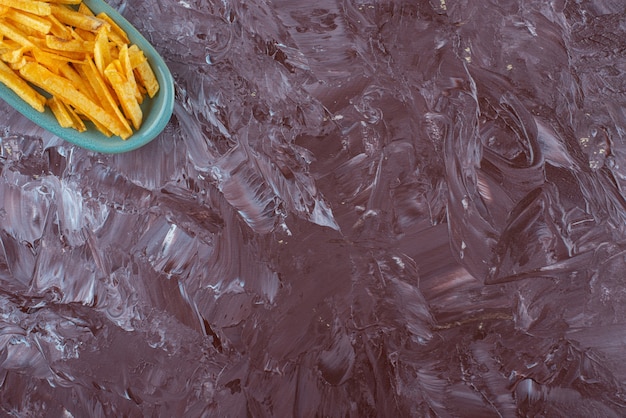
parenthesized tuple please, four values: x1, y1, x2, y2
(0, 0, 174, 154)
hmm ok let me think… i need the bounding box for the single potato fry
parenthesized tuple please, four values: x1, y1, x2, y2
(46, 13, 72, 38)
(129, 45, 159, 98)
(50, 4, 106, 31)
(5, 8, 53, 35)
(119, 44, 142, 103)
(64, 102, 87, 132)
(49, 1, 83, 4)
(47, 95, 74, 128)
(77, 3, 94, 16)
(93, 25, 110, 75)
(0, 59, 45, 111)
(0, 0, 51, 17)
(0, 0, 160, 139)
(45, 34, 94, 53)
(96, 12, 129, 46)
(104, 61, 142, 131)
(74, 27, 96, 41)
(82, 57, 132, 138)
(0, 20, 35, 47)
(1, 46, 29, 65)
(58, 61, 96, 100)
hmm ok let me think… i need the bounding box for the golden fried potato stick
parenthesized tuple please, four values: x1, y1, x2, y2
(19, 61, 129, 138)
(0, 20, 35, 47)
(11, 20, 49, 38)
(64, 103, 87, 132)
(45, 35, 94, 53)
(50, 4, 106, 32)
(0, 59, 45, 111)
(31, 48, 67, 73)
(81, 57, 132, 138)
(28, 36, 86, 60)
(45, 1, 83, 5)
(96, 12, 129, 46)
(128, 44, 159, 98)
(104, 61, 142, 130)
(4, 8, 53, 35)
(77, 3, 94, 16)
(1, 46, 29, 66)
(93, 26, 110, 75)
(74, 27, 96, 41)
(127, 44, 147, 67)
(46, 13, 72, 38)
(0, 39, 22, 56)
(47, 96, 74, 128)
(119, 44, 142, 103)
(57, 61, 96, 100)
(0, 0, 51, 17)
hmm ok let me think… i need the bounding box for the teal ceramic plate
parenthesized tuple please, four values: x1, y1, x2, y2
(0, 0, 174, 154)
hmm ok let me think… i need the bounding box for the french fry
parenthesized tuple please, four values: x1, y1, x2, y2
(85, 115, 113, 137)
(0, 0, 160, 139)
(134, 59, 159, 98)
(69, 28, 85, 41)
(74, 27, 95, 41)
(77, 3, 94, 16)
(104, 61, 142, 130)
(93, 26, 110, 75)
(1, 46, 29, 65)
(0, 0, 51, 17)
(127, 44, 147, 67)
(45, 35, 93, 53)
(46, 13, 72, 38)
(50, 5, 106, 32)
(119, 44, 142, 103)
(5, 9, 53, 35)
(128, 45, 159, 98)
(47, 95, 74, 128)
(2, 47, 31, 70)
(59, 61, 97, 101)
(48, 1, 83, 5)
(27, 36, 85, 60)
(96, 12, 128, 46)
(19, 61, 128, 138)
(0, 59, 45, 111)
(64, 103, 87, 132)
(0, 20, 35, 47)
(13, 19, 50, 38)
(0, 43, 20, 59)
(31, 47, 67, 72)
(82, 57, 132, 138)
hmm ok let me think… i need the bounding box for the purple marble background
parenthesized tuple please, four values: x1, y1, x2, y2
(1, 0, 626, 416)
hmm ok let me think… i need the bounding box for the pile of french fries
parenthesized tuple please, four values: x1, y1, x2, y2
(0, 0, 159, 139)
